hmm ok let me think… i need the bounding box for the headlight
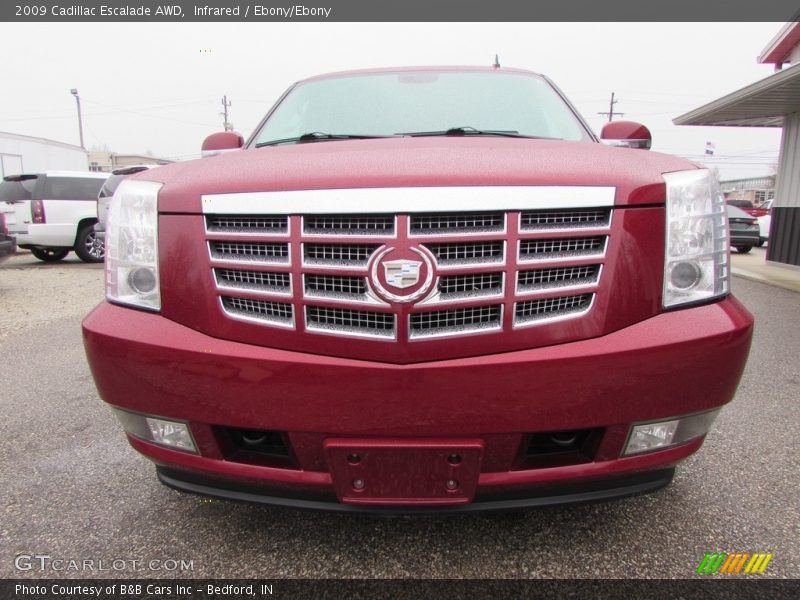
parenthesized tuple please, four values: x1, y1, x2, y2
(106, 179, 161, 311)
(663, 169, 729, 308)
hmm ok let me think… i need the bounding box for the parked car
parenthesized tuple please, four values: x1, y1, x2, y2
(754, 199, 774, 246)
(727, 205, 760, 253)
(749, 198, 772, 218)
(0, 211, 16, 263)
(726, 198, 772, 219)
(95, 165, 161, 241)
(1, 171, 108, 262)
(758, 213, 772, 246)
(726, 199, 754, 211)
(83, 66, 753, 512)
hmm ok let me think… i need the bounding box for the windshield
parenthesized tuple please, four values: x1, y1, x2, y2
(252, 71, 590, 146)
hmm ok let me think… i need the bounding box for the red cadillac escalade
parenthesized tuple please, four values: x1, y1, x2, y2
(82, 67, 753, 512)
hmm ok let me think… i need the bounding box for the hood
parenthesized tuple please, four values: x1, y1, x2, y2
(148, 137, 695, 213)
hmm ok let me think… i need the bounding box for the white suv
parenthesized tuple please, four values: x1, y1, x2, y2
(0, 171, 108, 262)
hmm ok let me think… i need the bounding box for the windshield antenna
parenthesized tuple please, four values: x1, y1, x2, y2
(493, 54, 500, 69)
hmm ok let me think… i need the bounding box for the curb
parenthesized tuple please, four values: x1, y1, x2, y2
(731, 268, 800, 294)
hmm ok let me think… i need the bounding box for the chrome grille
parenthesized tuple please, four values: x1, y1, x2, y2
(216, 269, 291, 293)
(410, 305, 502, 338)
(306, 306, 395, 338)
(517, 265, 600, 291)
(410, 213, 504, 235)
(205, 200, 611, 338)
(515, 294, 593, 325)
(304, 243, 380, 267)
(425, 241, 504, 265)
(305, 274, 367, 296)
(304, 215, 394, 236)
(221, 296, 293, 326)
(519, 237, 605, 260)
(210, 241, 289, 263)
(520, 209, 609, 230)
(207, 216, 288, 234)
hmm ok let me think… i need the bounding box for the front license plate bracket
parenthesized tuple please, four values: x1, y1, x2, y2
(324, 438, 484, 506)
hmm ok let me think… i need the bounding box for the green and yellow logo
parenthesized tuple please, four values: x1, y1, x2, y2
(696, 552, 773, 575)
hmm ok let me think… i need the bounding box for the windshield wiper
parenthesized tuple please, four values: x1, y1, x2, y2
(255, 132, 387, 148)
(396, 126, 557, 140)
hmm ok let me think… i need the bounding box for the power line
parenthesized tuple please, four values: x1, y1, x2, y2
(0, 98, 218, 124)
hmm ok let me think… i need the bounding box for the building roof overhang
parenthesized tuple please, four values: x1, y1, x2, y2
(674, 62, 800, 127)
(758, 21, 800, 65)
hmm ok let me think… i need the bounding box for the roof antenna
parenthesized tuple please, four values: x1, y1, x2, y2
(493, 54, 501, 69)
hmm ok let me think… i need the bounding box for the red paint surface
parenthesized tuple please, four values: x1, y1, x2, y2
(142, 137, 688, 214)
(84, 294, 752, 499)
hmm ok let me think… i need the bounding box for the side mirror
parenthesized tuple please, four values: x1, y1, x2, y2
(600, 121, 652, 150)
(201, 132, 244, 157)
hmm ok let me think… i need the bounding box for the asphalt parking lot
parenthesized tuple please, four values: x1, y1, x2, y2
(0, 248, 798, 579)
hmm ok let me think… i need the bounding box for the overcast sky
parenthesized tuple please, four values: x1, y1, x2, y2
(0, 22, 786, 180)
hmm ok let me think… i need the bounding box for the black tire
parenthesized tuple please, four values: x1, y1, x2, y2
(74, 223, 104, 263)
(30, 247, 70, 262)
(756, 238, 766, 247)
(735, 246, 752, 254)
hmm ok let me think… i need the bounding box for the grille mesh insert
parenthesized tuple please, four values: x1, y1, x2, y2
(222, 296, 293, 323)
(304, 215, 394, 236)
(306, 306, 394, 336)
(410, 213, 503, 235)
(210, 241, 289, 263)
(518, 265, 600, 290)
(305, 274, 367, 296)
(520, 209, 609, 230)
(519, 237, 605, 259)
(216, 269, 291, 291)
(438, 273, 502, 295)
(304, 244, 380, 266)
(424, 241, 503, 264)
(207, 216, 288, 234)
(515, 294, 593, 323)
(410, 305, 502, 336)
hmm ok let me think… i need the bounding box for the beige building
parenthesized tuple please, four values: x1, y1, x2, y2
(721, 175, 776, 205)
(88, 151, 173, 173)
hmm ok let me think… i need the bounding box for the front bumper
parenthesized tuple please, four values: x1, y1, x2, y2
(83, 296, 753, 510)
(156, 464, 677, 513)
(730, 230, 760, 247)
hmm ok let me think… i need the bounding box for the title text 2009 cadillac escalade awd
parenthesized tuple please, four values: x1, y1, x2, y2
(82, 67, 753, 512)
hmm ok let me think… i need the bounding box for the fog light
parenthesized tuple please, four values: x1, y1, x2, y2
(626, 420, 678, 454)
(146, 418, 195, 451)
(110, 407, 197, 453)
(624, 410, 719, 456)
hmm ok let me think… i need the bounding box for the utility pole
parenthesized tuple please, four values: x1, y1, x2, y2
(220, 95, 233, 131)
(598, 92, 624, 122)
(70, 88, 85, 149)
